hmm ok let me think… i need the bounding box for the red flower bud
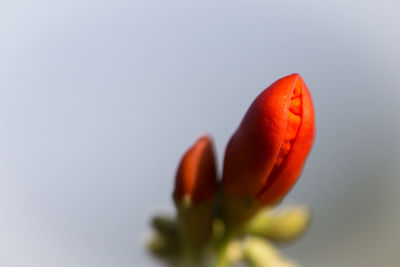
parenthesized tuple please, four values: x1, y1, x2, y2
(174, 135, 218, 204)
(222, 74, 315, 205)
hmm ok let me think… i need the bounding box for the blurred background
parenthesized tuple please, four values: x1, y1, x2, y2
(1, 0, 399, 266)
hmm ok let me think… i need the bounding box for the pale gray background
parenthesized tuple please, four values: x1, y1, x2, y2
(1, 1, 399, 266)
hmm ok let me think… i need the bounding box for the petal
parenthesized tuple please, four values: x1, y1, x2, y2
(174, 135, 218, 204)
(257, 75, 315, 204)
(222, 74, 302, 197)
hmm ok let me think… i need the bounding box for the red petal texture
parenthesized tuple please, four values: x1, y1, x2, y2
(222, 74, 315, 205)
(174, 135, 218, 204)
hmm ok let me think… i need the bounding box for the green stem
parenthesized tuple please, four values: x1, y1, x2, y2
(214, 226, 235, 267)
(214, 238, 229, 267)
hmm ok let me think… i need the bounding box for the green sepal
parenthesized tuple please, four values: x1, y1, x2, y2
(219, 189, 263, 227)
(175, 195, 215, 246)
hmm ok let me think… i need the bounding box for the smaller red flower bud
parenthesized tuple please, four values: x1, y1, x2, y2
(173, 135, 218, 204)
(222, 74, 315, 205)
